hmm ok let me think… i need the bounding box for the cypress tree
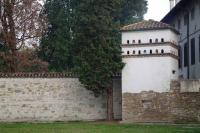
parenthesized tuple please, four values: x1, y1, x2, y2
(73, 0, 124, 120)
(120, 0, 148, 25)
(38, 0, 73, 71)
(38, 0, 147, 120)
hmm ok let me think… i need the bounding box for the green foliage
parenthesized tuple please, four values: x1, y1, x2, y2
(0, 43, 9, 72)
(0, 43, 9, 52)
(38, 0, 147, 96)
(0, 122, 199, 133)
(38, 0, 73, 72)
(72, 0, 124, 96)
(120, 0, 148, 25)
(0, 59, 8, 72)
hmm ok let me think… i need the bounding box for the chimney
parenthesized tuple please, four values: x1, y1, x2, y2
(169, 0, 175, 10)
(175, 0, 181, 4)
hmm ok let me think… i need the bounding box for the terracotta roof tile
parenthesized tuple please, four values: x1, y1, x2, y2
(121, 20, 178, 33)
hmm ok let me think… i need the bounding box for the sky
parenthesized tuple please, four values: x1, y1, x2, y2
(144, 0, 170, 21)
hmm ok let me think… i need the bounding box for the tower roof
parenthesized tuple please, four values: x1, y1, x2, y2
(121, 20, 179, 34)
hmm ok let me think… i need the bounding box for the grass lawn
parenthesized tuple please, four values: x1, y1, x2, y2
(0, 122, 200, 133)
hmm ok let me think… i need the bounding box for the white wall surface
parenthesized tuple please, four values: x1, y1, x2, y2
(121, 28, 179, 93)
(122, 45, 178, 56)
(122, 29, 178, 45)
(122, 57, 178, 93)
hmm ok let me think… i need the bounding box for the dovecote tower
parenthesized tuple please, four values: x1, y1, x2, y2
(121, 20, 179, 93)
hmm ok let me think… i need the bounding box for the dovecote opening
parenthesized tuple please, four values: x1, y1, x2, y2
(156, 49, 159, 53)
(161, 38, 164, 42)
(127, 40, 130, 44)
(149, 39, 152, 43)
(155, 39, 158, 43)
(150, 50, 152, 54)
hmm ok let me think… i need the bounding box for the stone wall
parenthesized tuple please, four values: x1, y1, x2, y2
(0, 77, 121, 122)
(122, 80, 200, 123)
(178, 80, 200, 92)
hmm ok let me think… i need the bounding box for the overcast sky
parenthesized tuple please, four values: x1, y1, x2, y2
(144, 0, 170, 21)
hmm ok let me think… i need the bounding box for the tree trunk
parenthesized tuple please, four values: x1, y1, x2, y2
(107, 86, 114, 121)
(1, 0, 18, 72)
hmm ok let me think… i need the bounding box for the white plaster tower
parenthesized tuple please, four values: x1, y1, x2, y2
(121, 20, 179, 93)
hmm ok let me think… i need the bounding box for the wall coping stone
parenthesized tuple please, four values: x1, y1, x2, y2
(0, 72, 78, 78)
(0, 72, 122, 78)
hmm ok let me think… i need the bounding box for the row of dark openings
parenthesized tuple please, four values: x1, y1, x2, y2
(126, 49, 165, 55)
(179, 36, 200, 68)
(126, 38, 165, 44)
(174, 6, 196, 29)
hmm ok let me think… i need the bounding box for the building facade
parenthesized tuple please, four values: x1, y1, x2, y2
(162, 0, 200, 79)
(121, 20, 179, 93)
(120, 20, 200, 123)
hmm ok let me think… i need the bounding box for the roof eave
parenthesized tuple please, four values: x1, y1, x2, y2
(161, 0, 187, 23)
(121, 27, 179, 34)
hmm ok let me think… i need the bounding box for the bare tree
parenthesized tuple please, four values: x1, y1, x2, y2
(14, 0, 46, 49)
(0, 0, 46, 72)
